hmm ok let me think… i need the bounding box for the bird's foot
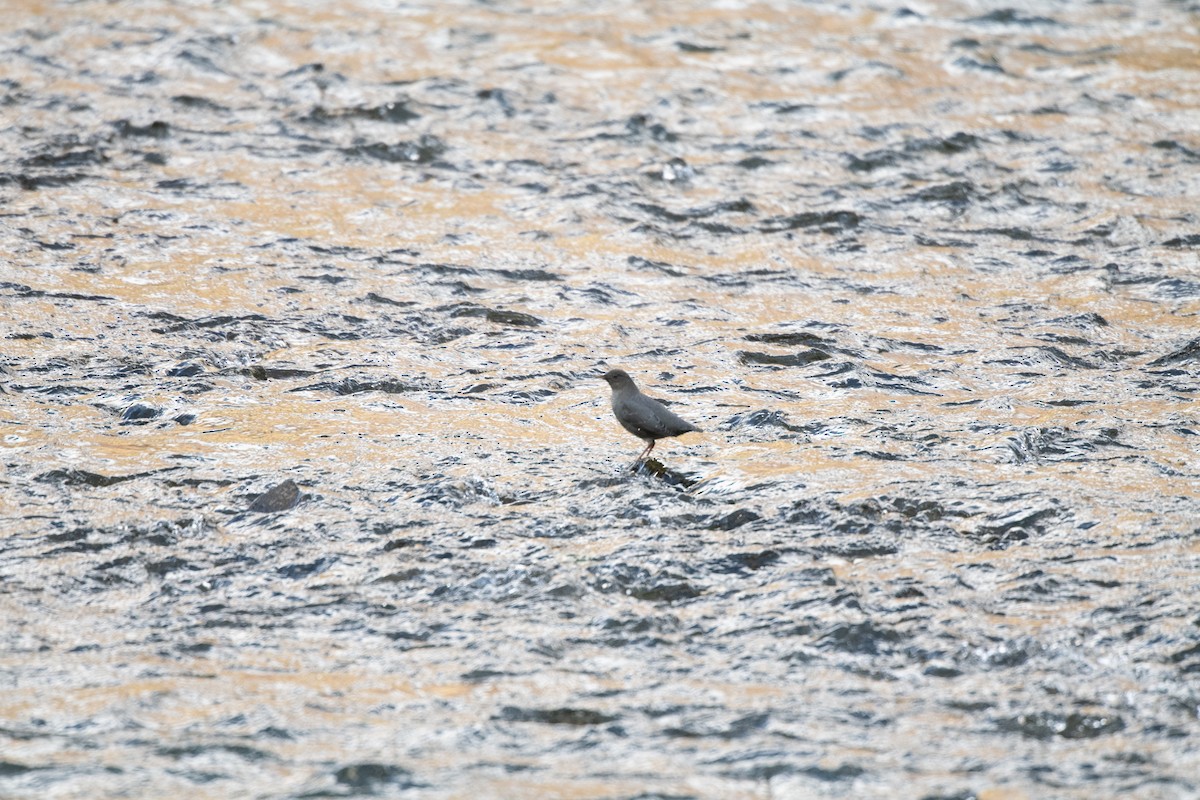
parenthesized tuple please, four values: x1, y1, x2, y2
(632, 457, 668, 476)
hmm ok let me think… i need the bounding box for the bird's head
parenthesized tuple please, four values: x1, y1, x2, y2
(601, 368, 636, 390)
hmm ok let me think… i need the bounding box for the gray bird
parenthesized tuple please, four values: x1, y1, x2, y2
(602, 368, 700, 463)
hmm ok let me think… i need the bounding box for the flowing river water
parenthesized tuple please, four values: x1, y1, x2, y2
(2, 1, 1199, 797)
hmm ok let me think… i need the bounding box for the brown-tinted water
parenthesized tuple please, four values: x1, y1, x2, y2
(2, 1, 1199, 797)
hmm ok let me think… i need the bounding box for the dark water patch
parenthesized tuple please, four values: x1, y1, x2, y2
(43, 532, 115, 556)
(0, 761, 39, 776)
(146, 312, 269, 334)
(995, 711, 1125, 741)
(990, 345, 1098, 370)
(737, 349, 831, 368)
(22, 146, 108, 169)
(676, 41, 723, 54)
(1152, 139, 1200, 160)
(1037, 398, 1094, 408)
(590, 612, 681, 647)
(477, 87, 518, 117)
(755, 99, 818, 116)
(120, 402, 161, 424)
(906, 181, 979, 207)
(296, 317, 369, 341)
(446, 302, 542, 327)
(301, 100, 420, 125)
(1146, 277, 1200, 299)
(1005, 427, 1131, 464)
(91, 555, 140, 584)
(779, 498, 828, 527)
(811, 361, 941, 396)
(374, 569, 422, 585)
(1147, 338, 1200, 367)
(487, 386, 557, 404)
(624, 113, 677, 143)
(157, 742, 274, 762)
(697, 268, 793, 289)
(829, 61, 904, 83)
(298, 272, 350, 285)
(166, 361, 206, 377)
(736, 155, 774, 170)
(377, 623, 441, 643)
(950, 54, 1006, 75)
(343, 134, 447, 164)
(708, 549, 783, 575)
(1019, 42, 1118, 59)
(590, 563, 704, 603)
(112, 119, 170, 138)
(1001, 570, 1097, 604)
(888, 497, 950, 522)
(498, 707, 618, 726)
(35, 468, 167, 488)
(5, 160, 87, 188)
(154, 177, 208, 192)
(324, 763, 421, 793)
(814, 532, 900, 559)
(743, 331, 832, 347)
(845, 150, 902, 173)
(10, 383, 92, 396)
(972, 637, 1043, 670)
(967, 226, 1041, 241)
(630, 198, 755, 224)
(1045, 311, 1109, 330)
(413, 475, 498, 509)
(460, 382, 500, 394)
(0, 281, 115, 302)
(32, 238, 75, 251)
(667, 509, 763, 532)
(964, 9, 1062, 26)
(290, 376, 430, 395)
(970, 504, 1061, 548)
(363, 291, 416, 307)
(913, 131, 983, 154)
(876, 337, 945, 356)
(461, 667, 518, 683)
(172, 94, 228, 111)
(277, 557, 334, 580)
(722, 409, 807, 434)
(1168, 643, 1200, 674)
(629, 255, 688, 277)
(488, 266, 561, 282)
(245, 365, 320, 380)
(914, 233, 975, 247)
(663, 711, 768, 740)
(411, 262, 560, 283)
(856, 449, 903, 461)
(758, 210, 861, 234)
(712, 754, 865, 783)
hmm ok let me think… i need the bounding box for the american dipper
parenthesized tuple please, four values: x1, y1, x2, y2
(602, 368, 700, 462)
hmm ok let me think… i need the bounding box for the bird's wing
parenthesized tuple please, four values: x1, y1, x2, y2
(618, 393, 697, 437)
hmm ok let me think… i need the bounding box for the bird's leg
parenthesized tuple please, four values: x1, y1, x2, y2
(630, 439, 655, 471)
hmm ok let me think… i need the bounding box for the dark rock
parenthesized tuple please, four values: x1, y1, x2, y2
(248, 480, 302, 513)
